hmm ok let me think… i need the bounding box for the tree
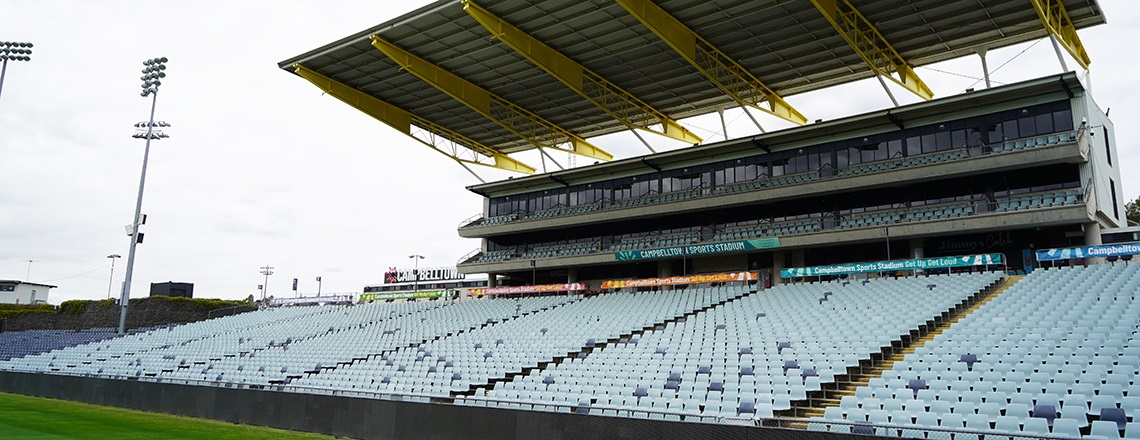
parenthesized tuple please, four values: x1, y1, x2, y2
(1127, 196, 1140, 226)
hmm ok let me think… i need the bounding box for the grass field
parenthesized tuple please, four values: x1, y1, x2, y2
(0, 392, 341, 439)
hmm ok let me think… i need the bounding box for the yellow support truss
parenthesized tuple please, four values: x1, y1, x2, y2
(614, 0, 807, 125)
(371, 35, 613, 162)
(811, 0, 934, 100)
(293, 64, 535, 175)
(1030, 0, 1091, 70)
(462, 0, 701, 144)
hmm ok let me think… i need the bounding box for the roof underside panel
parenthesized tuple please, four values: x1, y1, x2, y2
(280, 0, 1104, 156)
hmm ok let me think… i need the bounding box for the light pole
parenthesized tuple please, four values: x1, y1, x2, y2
(24, 259, 36, 280)
(260, 265, 274, 303)
(119, 56, 169, 334)
(409, 255, 424, 294)
(106, 254, 121, 299)
(316, 276, 322, 296)
(0, 41, 32, 101)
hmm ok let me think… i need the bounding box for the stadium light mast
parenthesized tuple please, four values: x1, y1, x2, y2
(106, 254, 121, 299)
(119, 56, 169, 334)
(0, 41, 32, 101)
(409, 255, 424, 294)
(260, 265, 274, 303)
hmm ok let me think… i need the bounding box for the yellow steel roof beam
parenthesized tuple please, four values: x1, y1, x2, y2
(293, 64, 535, 175)
(811, 0, 934, 100)
(614, 0, 807, 126)
(370, 35, 613, 162)
(462, 0, 701, 145)
(1030, 0, 1091, 70)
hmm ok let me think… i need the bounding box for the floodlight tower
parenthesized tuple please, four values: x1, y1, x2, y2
(106, 254, 121, 299)
(260, 265, 275, 303)
(0, 41, 32, 101)
(119, 57, 169, 334)
(409, 255, 424, 294)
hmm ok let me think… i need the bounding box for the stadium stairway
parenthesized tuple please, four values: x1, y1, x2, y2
(794, 274, 1020, 420)
(458, 288, 755, 400)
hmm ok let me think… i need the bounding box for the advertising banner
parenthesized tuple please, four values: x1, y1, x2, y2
(780, 254, 1003, 278)
(270, 295, 354, 306)
(613, 238, 780, 261)
(601, 271, 760, 289)
(1036, 242, 1140, 261)
(359, 291, 446, 301)
(467, 283, 587, 296)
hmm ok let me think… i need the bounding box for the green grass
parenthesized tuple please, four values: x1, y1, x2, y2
(0, 392, 341, 440)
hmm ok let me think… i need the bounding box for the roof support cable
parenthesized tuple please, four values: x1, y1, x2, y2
(538, 148, 566, 171)
(718, 107, 729, 141)
(631, 129, 657, 154)
(740, 105, 766, 134)
(877, 76, 900, 107)
(1049, 35, 1071, 73)
(457, 161, 487, 184)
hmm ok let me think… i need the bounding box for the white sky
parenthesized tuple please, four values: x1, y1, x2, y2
(1, 1, 1137, 304)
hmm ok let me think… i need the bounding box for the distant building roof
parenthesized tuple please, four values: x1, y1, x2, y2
(0, 280, 58, 289)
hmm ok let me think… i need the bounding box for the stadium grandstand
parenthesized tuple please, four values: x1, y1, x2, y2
(2, 1, 1137, 439)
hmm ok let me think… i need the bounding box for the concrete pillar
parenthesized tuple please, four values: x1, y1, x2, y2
(658, 260, 671, 278)
(772, 251, 786, 286)
(1084, 222, 1103, 264)
(487, 273, 498, 288)
(567, 267, 579, 283)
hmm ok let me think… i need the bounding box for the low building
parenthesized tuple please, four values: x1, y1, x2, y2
(0, 280, 55, 304)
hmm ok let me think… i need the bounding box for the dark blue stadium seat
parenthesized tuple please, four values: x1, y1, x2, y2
(1101, 407, 1128, 430)
(1031, 404, 1057, 426)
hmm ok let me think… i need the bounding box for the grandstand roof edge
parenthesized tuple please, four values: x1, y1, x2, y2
(277, 0, 1105, 170)
(276, 0, 454, 71)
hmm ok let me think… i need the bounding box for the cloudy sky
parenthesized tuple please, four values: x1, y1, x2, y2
(1, 1, 1137, 304)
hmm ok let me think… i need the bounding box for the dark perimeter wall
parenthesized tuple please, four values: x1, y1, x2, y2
(0, 371, 893, 440)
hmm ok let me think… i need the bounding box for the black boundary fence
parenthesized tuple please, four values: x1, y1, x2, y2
(0, 371, 907, 440)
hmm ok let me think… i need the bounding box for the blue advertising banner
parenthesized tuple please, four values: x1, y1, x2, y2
(1035, 242, 1140, 261)
(614, 238, 780, 261)
(781, 254, 1003, 278)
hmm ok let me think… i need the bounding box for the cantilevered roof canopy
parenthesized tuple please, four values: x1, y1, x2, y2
(279, 0, 1104, 174)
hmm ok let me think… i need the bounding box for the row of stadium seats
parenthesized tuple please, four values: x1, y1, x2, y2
(0, 328, 125, 361)
(612, 232, 699, 252)
(811, 263, 1139, 439)
(2, 264, 1132, 440)
(460, 273, 1000, 421)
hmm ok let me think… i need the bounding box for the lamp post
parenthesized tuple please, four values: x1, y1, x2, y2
(119, 57, 169, 334)
(0, 41, 32, 101)
(106, 254, 121, 299)
(409, 255, 424, 294)
(316, 276, 322, 296)
(260, 265, 274, 303)
(24, 259, 36, 280)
